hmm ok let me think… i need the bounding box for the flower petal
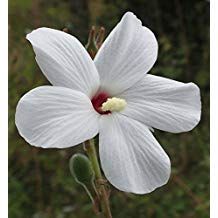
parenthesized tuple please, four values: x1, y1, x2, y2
(99, 114, 170, 194)
(94, 12, 158, 95)
(119, 74, 201, 133)
(27, 28, 100, 98)
(15, 86, 99, 148)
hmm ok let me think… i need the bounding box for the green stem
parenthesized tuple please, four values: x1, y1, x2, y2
(84, 139, 112, 218)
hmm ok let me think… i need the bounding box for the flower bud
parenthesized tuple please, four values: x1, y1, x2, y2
(69, 153, 94, 185)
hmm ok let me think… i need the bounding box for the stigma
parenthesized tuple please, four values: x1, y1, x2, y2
(101, 97, 127, 112)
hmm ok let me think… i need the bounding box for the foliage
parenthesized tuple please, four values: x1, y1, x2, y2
(9, 0, 209, 217)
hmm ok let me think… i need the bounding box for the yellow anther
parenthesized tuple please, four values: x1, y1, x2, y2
(101, 97, 127, 112)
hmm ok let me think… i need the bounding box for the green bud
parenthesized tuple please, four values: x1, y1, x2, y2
(69, 153, 94, 185)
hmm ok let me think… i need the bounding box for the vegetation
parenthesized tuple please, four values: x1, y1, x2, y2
(9, 0, 209, 217)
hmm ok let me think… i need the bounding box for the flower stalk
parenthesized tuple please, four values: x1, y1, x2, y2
(84, 139, 112, 218)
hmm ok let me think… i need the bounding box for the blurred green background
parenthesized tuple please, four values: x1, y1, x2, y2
(9, 0, 210, 217)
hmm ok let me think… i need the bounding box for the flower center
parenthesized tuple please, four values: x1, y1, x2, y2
(91, 92, 127, 115)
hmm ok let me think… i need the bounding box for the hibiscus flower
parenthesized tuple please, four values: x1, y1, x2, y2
(15, 12, 201, 194)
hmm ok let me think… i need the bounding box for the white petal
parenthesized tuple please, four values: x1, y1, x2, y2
(94, 12, 158, 95)
(27, 28, 100, 98)
(99, 114, 170, 194)
(15, 86, 99, 148)
(119, 74, 201, 133)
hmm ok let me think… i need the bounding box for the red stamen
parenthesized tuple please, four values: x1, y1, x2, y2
(91, 92, 111, 114)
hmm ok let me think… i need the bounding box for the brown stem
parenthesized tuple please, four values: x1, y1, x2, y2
(84, 140, 112, 218)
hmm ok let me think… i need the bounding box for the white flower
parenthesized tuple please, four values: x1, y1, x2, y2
(15, 12, 201, 194)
